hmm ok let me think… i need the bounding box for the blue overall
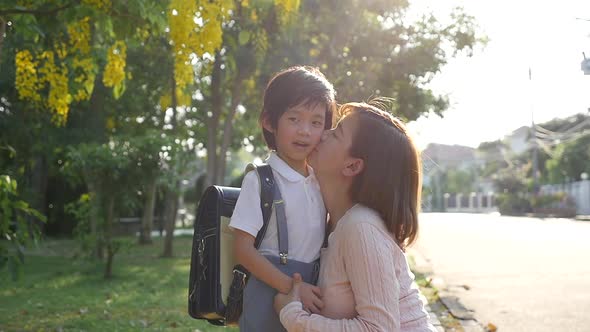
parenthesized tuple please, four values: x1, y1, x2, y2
(239, 256, 319, 331)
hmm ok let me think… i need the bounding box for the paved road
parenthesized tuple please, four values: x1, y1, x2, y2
(412, 213, 590, 332)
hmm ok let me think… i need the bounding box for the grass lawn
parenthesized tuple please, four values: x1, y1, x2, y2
(0, 235, 237, 332)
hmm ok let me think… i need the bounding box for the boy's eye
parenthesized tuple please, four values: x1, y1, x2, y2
(288, 117, 298, 122)
(313, 121, 324, 127)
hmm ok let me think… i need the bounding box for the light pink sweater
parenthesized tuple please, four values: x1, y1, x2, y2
(279, 204, 436, 332)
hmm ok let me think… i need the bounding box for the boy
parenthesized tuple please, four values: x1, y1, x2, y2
(229, 66, 336, 331)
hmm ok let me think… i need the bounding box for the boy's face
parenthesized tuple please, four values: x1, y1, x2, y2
(265, 102, 327, 168)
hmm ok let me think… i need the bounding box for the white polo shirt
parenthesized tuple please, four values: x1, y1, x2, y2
(229, 152, 326, 263)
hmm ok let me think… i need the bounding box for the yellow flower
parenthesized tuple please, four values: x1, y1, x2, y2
(37, 51, 72, 126)
(106, 117, 116, 130)
(274, 0, 300, 26)
(67, 17, 91, 55)
(55, 41, 68, 60)
(72, 57, 96, 102)
(16, 0, 34, 8)
(168, 0, 229, 89)
(160, 94, 172, 110)
(82, 0, 111, 11)
(15, 50, 41, 102)
(103, 41, 127, 89)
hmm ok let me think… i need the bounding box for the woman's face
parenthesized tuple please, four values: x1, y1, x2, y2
(309, 113, 359, 179)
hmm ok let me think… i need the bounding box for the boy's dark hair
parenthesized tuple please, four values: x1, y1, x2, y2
(260, 66, 336, 150)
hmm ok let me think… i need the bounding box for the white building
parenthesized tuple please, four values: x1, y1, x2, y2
(503, 126, 530, 155)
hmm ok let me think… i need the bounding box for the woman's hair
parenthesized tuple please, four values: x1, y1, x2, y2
(340, 102, 422, 250)
(260, 66, 336, 150)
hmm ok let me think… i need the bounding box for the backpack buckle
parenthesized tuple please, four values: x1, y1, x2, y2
(279, 252, 288, 265)
(232, 268, 247, 283)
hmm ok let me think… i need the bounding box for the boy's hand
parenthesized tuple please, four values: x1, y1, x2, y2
(298, 279, 323, 314)
(274, 273, 324, 314)
(274, 273, 303, 313)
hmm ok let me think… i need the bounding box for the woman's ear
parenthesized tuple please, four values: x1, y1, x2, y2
(262, 114, 275, 134)
(342, 158, 364, 177)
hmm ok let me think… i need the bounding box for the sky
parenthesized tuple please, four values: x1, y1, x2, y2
(405, 0, 590, 149)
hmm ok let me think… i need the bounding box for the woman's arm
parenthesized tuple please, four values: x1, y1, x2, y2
(279, 222, 401, 332)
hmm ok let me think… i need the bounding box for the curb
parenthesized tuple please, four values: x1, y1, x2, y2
(412, 282, 445, 332)
(409, 248, 487, 332)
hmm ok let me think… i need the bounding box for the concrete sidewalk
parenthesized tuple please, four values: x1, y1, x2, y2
(409, 248, 487, 332)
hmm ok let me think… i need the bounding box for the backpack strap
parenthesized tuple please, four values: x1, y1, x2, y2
(251, 164, 275, 249)
(249, 163, 289, 264)
(230, 163, 288, 277)
(225, 163, 288, 324)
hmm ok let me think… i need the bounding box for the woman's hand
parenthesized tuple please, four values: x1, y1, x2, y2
(274, 273, 309, 314)
(299, 280, 323, 313)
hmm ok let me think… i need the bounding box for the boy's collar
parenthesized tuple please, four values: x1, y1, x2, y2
(266, 151, 313, 182)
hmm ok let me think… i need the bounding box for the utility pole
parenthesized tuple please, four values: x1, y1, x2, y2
(530, 67, 539, 194)
(434, 167, 442, 211)
(532, 122, 539, 194)
(582, 52, 590, 75)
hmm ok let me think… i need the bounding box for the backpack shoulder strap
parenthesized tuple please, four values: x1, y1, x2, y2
(225, 163, 279, 324)
(246, 163, 275, 249)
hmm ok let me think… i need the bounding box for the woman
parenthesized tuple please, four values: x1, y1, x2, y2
(274, 102, 436, 331)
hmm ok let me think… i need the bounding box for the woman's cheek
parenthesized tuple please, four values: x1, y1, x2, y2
(315, 128, 326, 141)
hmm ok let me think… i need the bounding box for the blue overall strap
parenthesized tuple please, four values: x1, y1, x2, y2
(272, 176, 288, 265)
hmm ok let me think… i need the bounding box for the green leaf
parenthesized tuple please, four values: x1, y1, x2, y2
(14, 200, 29, 210)
(113, 81, 126, 100)
(238, 31, 251, 45)
(5, 145, 17, 158)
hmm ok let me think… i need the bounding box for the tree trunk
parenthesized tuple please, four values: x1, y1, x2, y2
(86, 74, 108, 142)
(157, 196, 165, 236)
(160, 66, 179, 257)
(0, 18, 6, 69)
(103, 195, 115, 279)
(161, 184, 179, 257)
(28, 155, 48, 232)
(138, 179, 157, 245)
(85, 177, 103, 259)
(216, 72, 244, 185)
(205, 52, 223, 188)
(170, 66, 178, 127)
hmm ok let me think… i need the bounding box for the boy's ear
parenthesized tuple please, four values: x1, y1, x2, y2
(261, 114, 275, 134)
(342, 158, 364, 177)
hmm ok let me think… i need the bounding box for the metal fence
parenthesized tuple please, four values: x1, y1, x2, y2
(540, 180, 590, 215)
